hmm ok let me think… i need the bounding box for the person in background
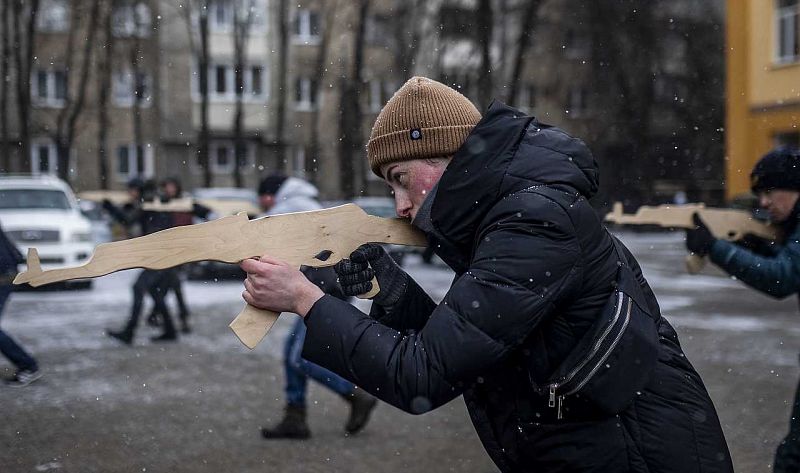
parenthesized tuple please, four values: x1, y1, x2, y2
(256, 174, 378, 439)
(687, 146, 800, 473)
(0, 221, 41, 387)
(104, 179, 179, 344)
(145, 177, 197, 333)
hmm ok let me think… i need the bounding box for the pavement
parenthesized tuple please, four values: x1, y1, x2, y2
(0, 231, 797, 472)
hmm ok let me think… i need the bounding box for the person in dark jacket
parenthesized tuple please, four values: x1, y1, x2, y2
(687, 146, 800, 473)
(256, 174, 378, 439)
(104, 178, 179, 344)
(0, 222, 41, 386)
(240, 77, 733, 472)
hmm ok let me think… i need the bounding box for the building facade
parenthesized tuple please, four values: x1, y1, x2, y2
(726, 0, 800, 200)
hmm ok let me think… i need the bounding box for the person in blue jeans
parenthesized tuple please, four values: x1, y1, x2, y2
(257, 175, 377, 439)
(0, 222, 41, 387)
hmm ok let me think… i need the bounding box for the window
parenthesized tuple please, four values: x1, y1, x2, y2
(37, 0, 70, 32)
(115, 143, 154, 181)
(112, 2, 152, 38)
(112, 70, 152, 107)
(292, 146, 307, 179)
(564, 29, 590, 59)
(567, 87, 588, 118)
(368, 80, 391, 113)
(194, 63, 267, 101)
(518, 84, 536, 111)
(775, 131, 800, 148)
(31, 140, 59, 174)
(208, 141, 255, 174)
(33, 69, 67, 107)
(776, 0, 800, 63)
(365, 15, 392, 47)
(208, 0, 267, 33)
(294, 77, 318, 110)
(293, 9, 320, 43)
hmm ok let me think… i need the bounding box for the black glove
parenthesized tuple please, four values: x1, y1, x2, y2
(334, 243, 409, 307)
(685, 213, 716, 256)
(101, 198, 115, 211)
(734, 232, 776, 256)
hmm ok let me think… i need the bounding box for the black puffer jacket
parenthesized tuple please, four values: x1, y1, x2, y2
(303, 103, 733, 472)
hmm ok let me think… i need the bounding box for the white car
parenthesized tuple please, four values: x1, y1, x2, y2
(0, 174, 95, 289)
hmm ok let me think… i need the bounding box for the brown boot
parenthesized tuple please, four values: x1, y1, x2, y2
(343, 388, 378, 434)
(261, 405, 311, 439)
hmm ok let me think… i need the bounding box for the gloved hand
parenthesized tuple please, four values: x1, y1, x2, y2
(685, 213, 716, 256)
(334, 243, 409, 307)
(101, 198, 115, 211)
(734, 232, 776, 256)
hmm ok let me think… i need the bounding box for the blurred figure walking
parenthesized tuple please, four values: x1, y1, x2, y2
(0, 222, 41, 387)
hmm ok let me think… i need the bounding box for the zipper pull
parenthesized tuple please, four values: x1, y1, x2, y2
(557, 396, 564, 420)
(548, 386, 556, 408)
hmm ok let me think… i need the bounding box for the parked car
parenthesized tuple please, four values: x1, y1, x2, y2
(185, 187, 260, 280)
(0, 174, 96, 289)
(77, 199, 113, 244)
(350, 197, 419, 266)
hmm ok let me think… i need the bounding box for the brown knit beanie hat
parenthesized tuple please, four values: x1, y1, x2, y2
(367, 76, 482, 177)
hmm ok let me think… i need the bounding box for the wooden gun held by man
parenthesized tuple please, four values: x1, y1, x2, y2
(13, 204, 427, 349)
(604, 202, 780, 273)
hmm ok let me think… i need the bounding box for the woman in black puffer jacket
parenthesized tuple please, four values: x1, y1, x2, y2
(242, 77, 734, 472)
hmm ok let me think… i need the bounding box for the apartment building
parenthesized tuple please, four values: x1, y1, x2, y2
(726, 0, 800, 199)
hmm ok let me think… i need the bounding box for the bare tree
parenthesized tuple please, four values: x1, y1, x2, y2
(0, 0, 11, 171)
(182, 0, 212, 187)
(54, 0, 102, 181)
(337, 0, 369, 198)
(475, 0, 493, 110)
(96, 0, 116, 189)
(391, 0, 423, 77)
(129, 0, 148, 180)
(506, 0, 542, 105)
(273, 0, 288, 172)
(307, 3, 335, 185)
(11, 0, 40, 172)
(232, 0, 255, 187)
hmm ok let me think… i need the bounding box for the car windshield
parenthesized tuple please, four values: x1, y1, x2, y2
(360, 205, 396, 218)
(0, 188, 72, 210)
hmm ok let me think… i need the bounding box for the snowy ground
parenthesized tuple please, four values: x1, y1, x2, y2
(0, 231, 797, 472)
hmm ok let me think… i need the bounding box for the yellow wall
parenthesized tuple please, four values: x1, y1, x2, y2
(726, 0, 800, 200)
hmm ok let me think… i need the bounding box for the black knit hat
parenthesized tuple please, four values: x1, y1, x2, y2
(258, 174, 288, 196)
(751, 147, 800, 193)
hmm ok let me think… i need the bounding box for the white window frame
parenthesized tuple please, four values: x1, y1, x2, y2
(294, 77, 317, 111)
(192, 63, 268, 103)
(202, 0, 267, 34)
(209, 140, 256, 174)
(36, 0, 70, 32)
(30, 139, 59, 175)
(776, 0, 800, 64)
(112, 2, 152, 38)
(114, 143, 155, 182)
(32, 69, 67, 108)
(292, 9, 320, 44)
(112, 70, 153, 107)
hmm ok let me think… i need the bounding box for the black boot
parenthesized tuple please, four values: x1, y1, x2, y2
(107, 328, 133, 345)
(343, 388, 377, 434)
(261, 405, 311, 439)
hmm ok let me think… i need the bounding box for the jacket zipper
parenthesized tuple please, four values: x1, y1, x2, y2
(545, 293, 630, 419)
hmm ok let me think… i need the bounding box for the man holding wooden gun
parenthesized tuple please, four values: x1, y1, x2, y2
(687, 146, 800, 473)
(241, 77, 733, 472)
